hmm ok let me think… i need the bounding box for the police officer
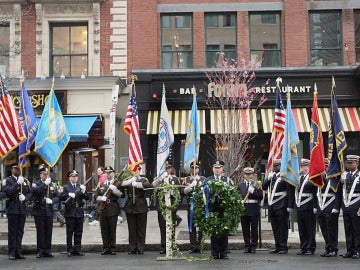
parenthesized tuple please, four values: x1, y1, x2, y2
(262, 159, 295, 254)
(94, 166, 122, 255)
(341, 155, 360, 259)
(238, 167, 263, 254)
(32, 166, 59, 258)
(3, 164, 32, 260)
(205, 159, 233, 260)
(316, 158, 341, 257)
(121, 167, 151, 255)
(152, 162, 180, 255)
(295, 158, 317, 255)
(183, 163, 206, 254)
(60, 170, 89, 257)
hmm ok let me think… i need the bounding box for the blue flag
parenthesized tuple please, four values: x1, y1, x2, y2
(327, 77, 347, 192)
(18, 81, 38, 169)
(280, 93, 300, 187)
(183, 92, 200, 172)
(34, 78, 70, 167)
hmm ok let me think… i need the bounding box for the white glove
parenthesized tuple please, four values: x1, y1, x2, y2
(268, 172, 275, 179)
(331, 209, 339, 214)
(313, 208, 317, 215)
(19, 193, 25, 202)
(80, 185, 86, 193)
(17, 176, 24, 185)
(109, 184, 117, 191)
(45, 198, 53, 204)
(248, 186, 255, 194)
(190, 180, 197, 188)
(68, 192, 75, 199)
(132, 181, 143, 189)
(286, 208, 293, 213)
(100, 195, 107, 201)
(340, 172, 347, 183)
(44, 178, 51, 185)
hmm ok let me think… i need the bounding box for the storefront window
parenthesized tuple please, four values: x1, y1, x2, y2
(0, 23, 10, 76)
(249, 12, 282, 67)
(205, 13, 237, 67)
(309, 11, 342, 66)
(161, 14, 193, 68)
(50, 23, 88, 77)
(354, 10, 360, 65)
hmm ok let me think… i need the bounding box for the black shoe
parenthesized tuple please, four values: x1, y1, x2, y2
(320, 251, 328, 257)
(159, 249, 166, 255)
(326, 251, 337, 257)
(110, 251, 116, 255)
(138, 250, 144, 255)
(101, 250, 110, 255)
(189, 248, 200, 254)
(342, 252, 353, 258)
(244, 249, 251, 253)
(36, 253, 44, 258)
(352, 253, 360, 259)
(269, 249, 279, 254)
(15, 254, 26, 259)
(297, 250, 306, 255)
(9, 255, 16, 260)
(220, 255, 229, 259)
(249, 249, 256, 254)
(44, 253, 54, 258)
(128, 250, 137, 255)
(210, 255, 219, 259)
(278, 250, 288, 254)
(73, 252, 85, 256)
(67, 252, 73, 257)
(304, 250, 314, 255)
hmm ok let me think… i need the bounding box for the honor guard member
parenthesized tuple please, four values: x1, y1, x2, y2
(183, 163, 206, 254)
(316, 158, 341, 257)
(295, 158, 317, 255)
(94, 166, 122, 255)
(60, 170, 89, 257)
(237, 167, 263, 254)
(341, 155, 360, 259)
(205, 159, 233, 260)
(3, 164, 32, 260)
(152, 162, 180, 255)
(32, 166, 59, 258)
(121, 167, 151, 255)
(262, 159, 295, 254)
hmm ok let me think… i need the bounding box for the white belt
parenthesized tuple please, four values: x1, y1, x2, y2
(296, 193, 313, 207)
(321, 194, 335, 210)
(269, 191, 287, 205)
(244, 199, 259, 204)
(344, 193, 360, 207)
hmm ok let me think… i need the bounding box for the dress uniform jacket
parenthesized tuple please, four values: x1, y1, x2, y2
(237, 181, 263, 216)
(95, 182, 121, 216)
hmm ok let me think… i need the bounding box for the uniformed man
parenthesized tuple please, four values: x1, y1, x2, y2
(32, 166, 59, 258)
(59, 170, 89, 257)
(152, 162, 180, 255)
(94, 165, 122, 255)
(295, 158, 317, 255)
(3, 165, 32, 260)
(262, 159, 295, 254)
(183, 163, 206, 254)
(316, 158, 341, 257)
(205, 159, 233, 260)
(341, 155, 360, 259)
(121, 167, 151, 255)
(237, 167, 263, 254)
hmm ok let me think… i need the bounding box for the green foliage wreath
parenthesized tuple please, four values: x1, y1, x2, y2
(192, 180, 244, 236)
(152, 183, 181, 216)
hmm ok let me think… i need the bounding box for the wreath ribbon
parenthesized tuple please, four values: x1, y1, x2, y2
(189, 183, 210, 232)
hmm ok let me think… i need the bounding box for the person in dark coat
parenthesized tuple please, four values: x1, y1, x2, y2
(60, 170, 89, 257)
(3, 165, 32, 260)
(341, 155, 360, 259)
(262, 159, 295, 254)
(237, 167, 263, 254)
(31, 166, 59, 258)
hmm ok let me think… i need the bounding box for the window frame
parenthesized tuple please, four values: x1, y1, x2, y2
(354, 10, 360, 65)
(0, 22, 10, 76)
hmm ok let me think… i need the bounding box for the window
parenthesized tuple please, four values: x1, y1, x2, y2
(205, 13, 237, 67)
(249, 12, 282, 67)
(161, 14, 193, 68)
(0, 23, 10, 76)
(50, 23, 88, 77)
(309, 11, 342, 66)
(354, 10, 360, 64)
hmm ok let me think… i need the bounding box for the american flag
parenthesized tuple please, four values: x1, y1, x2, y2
(266, 88, 286, 173)
(0, 79, 25, 158)
(123, 83, 143, 173)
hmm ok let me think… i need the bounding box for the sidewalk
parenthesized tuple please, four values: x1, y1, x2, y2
(0, 209, 347, 254)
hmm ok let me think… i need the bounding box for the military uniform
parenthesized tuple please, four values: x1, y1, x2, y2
(121, 174, 151, 254)
(59, 170, 89, 256)
(3, 168, 32, 260)
(237, 167, 263, 253)
(32, 168, 59, 258)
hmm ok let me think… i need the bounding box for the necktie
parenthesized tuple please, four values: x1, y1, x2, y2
(73, 184, 76, 190)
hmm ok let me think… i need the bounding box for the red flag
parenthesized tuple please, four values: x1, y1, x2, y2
(309, 89, 325, 188)
(123, 82, 143, 173)
(0, 79, 25, 158)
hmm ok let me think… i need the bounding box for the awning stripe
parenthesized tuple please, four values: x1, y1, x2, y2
(318, 108, 330, 132)
(317, 107, 360, 132)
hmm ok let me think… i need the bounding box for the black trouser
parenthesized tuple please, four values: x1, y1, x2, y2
(126, 212, 147, 252)
(318, 211, 339, 253)
(269, 207, 289, 251)
(297, 209, 316, 252)
(7, 214, 26, 257)
(157, 210, 176, 248)
(34, 215, 53, 255)
(210, 231, 228, 258)
(343, 211, 360, 254)
(99, 214, 118, 252)
(241, 215, 259, 251)
(187, 210, 202, 250)
(65, 217, 84, 253)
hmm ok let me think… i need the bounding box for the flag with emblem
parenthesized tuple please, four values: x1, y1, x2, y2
(123, 82, 143, 173)
(34, 78, 70, 167)
(0, 78, 25, 158)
